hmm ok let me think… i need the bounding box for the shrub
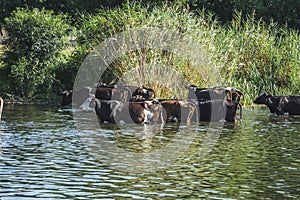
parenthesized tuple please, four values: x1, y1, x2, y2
(3, 7, 71, 98)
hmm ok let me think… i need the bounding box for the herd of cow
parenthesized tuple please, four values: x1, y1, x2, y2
(61, 83, 300, 124)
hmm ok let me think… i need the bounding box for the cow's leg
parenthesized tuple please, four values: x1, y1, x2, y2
(187, 103, 196, 125)
(143, 109, 153, 124)
(110, 101, 122, 119)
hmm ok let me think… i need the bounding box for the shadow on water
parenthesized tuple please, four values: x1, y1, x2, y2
(0, 105, 299, 199)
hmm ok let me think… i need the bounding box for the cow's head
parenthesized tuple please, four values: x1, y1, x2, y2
(253, 92, 272, 104)
(225, 87, 243, 102)
(61, 90, 72, 106)
(132, 86, 155, 100)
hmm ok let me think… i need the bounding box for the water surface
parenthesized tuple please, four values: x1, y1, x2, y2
(0, 105, 299, 199)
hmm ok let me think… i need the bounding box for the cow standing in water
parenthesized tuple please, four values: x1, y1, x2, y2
(94, 83, 159, 124)
(152, 99, 198, 124)
(254, 92, 300, 115)
(61, 86, 93, 107)
(94, 99, 162, 124)
(185, 85, 243, 122)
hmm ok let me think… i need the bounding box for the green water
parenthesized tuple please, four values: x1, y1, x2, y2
(0, 105, 299, 199)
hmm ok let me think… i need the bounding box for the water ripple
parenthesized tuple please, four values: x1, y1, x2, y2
(0, 106, 299, 199)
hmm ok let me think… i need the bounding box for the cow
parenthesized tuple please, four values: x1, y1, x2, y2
(192, 99, 242, 122)
(94, 99, 162, 124)
(61, 86, 93, 107)
(61, 90, 72, 106)
(95, 86, 130, 101)
(152, 99, 198, 124)
(185, 85, 225, 100)
(185, 85, 243, 122)
(185, 85, 243, 102)
(254, 92, 300, 115)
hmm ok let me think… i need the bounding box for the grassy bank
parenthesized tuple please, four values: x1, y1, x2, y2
(77, 2, 299, 104)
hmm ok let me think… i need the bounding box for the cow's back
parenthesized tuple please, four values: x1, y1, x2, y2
(279, 96, 300, 115)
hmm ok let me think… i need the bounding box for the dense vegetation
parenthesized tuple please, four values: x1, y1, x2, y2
(0, 1, 299, 104)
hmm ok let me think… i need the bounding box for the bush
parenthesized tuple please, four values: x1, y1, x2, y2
(3, 7, 71, 98)
(53, 46, 88, 91)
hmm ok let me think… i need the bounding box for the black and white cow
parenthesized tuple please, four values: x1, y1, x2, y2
(185, 85, 243, 122)
(254, 92, 300, 115)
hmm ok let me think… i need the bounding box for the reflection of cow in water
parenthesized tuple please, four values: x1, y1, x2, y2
(114, 123, 180, 152)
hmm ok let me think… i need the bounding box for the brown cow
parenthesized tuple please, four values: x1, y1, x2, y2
(131, 86, 156, 101)
(153, 99, 198, 124)
(94, 99, 162, 124)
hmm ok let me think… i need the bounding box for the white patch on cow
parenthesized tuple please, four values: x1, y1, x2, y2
(283, 112, 290, 116)
(225, 87, 232, 91)
(143, 109, 153, 124)
(79, 96, 94, 111)
(142, 88, 148, 94)
(119, 120, 126, 124)
(144, 100, 152, 105)
(169, 116, 179, 123)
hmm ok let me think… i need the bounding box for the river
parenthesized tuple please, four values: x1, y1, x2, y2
(0, 104, 299, 199)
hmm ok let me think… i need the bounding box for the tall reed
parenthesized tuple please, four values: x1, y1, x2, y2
(76, 2, 300, 103)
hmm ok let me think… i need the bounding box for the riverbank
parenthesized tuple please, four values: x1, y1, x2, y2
(0, 93, 61, 106)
